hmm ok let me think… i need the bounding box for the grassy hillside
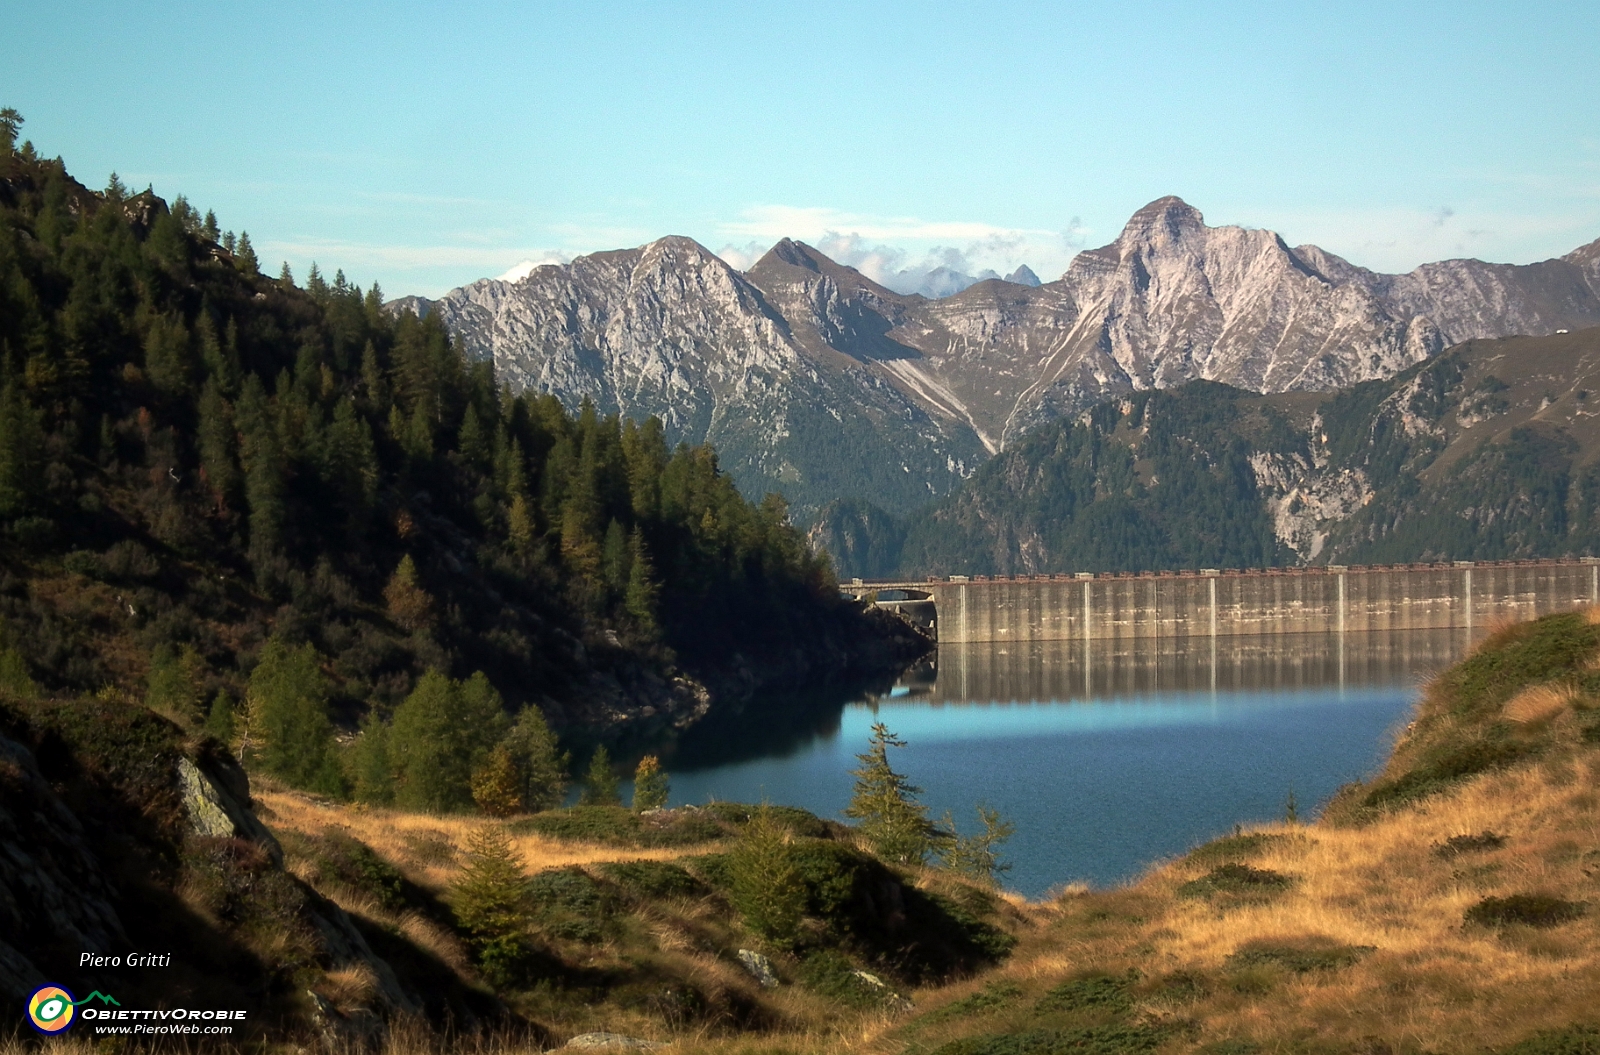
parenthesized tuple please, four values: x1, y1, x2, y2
(6, 609, 1600, 1052)
(890, 326, 1600, 576)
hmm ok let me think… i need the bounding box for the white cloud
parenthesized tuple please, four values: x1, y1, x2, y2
(711, 205, 1091, 294)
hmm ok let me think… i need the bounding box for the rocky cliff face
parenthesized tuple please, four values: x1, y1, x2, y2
(399, 202, 1600, 516)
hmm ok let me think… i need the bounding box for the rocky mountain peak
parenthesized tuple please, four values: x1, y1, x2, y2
(1005, 265, 1042, 287)
(756, 237, 825, 274)
(1119, 195, 1207, 245)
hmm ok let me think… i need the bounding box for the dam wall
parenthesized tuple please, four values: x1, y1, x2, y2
(851, 560, 1600, 645)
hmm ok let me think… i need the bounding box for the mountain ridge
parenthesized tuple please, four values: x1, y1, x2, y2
(395, 200, 1600, 517)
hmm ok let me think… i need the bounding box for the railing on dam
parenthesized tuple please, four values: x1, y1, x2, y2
(843, 560, 1600, 645)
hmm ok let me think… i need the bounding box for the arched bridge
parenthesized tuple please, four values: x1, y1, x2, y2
(843, 560, 1600, 644)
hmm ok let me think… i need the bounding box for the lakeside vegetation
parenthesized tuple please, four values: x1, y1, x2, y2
(7, 606, 1600, 1052)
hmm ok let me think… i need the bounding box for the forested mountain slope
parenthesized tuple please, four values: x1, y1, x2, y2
(0, 118, 917, 755)
(895, 325, 1600, 575)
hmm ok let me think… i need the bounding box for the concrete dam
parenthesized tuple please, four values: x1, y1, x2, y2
(846, 560, 1600, 645)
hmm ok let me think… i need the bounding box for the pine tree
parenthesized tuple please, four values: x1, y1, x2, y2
(729, 804, 805, 948)
(936, 804, 1015, 886)
(247, 639, 342, 794)
(624, 527, 661, 638)
(844, 722, 937, 865)
(202, 210, 220, 242)
(351, 712, 394, 805)
(204, 693, 237, 747)
(0, 382, 43, 518)
(503, 705, 568, 811)
(580, 745, 620, 806)
(145, 643, 208, 726)
(451, 826, 534, 986)
(631, 754, 669, 812)
(472, 744, 525, 817)
(601, 518, 629, 593)
(196, 379, 238, 512)
(389, 670, 508, 812)
(235, 231, 258, 275)
(0, 108, 21, 154)
(384, 554, 435, 632)
(279, 261, 294, 285)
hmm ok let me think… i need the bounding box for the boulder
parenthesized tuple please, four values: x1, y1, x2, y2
(736, 949, 780, 988)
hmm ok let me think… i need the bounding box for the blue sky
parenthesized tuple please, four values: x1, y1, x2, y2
(5, 0, 1599, 296)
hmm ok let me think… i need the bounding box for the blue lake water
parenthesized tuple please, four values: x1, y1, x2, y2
(649, 630, 1475, 898)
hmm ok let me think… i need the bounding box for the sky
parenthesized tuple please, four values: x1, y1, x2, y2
(4, 0, 1599, 298)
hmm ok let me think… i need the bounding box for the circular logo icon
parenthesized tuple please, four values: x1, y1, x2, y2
(27, 985, 76, 1034)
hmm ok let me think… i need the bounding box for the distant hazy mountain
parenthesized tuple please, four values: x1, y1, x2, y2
(897, 326, 1600, 574)
(394, 198, 1600, 518)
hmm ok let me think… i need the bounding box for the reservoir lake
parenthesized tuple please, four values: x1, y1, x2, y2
(648, 630, 1477, 898)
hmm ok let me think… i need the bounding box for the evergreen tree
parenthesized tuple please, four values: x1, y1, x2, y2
(631, 754, 669, 812)
(503, 705, 568, 811)
(601, 518, 629, 594)
(389, 670, 508, 812)
(844, 722, 938, 865)
(0, 108, 21, 154)
(728, 803, 805, 948)
(202, 210, 220, 242)
(472, 744, 524, 817)
(351, 711, 394, 806)
(451, 826, 534, 987)
(624, 527, 661, 638)
(234, 231, 258, 275)
(580, 744, 620, 806)
(204, 693, 237, 747)
(384, 554, 435, 632)
(235, 375, 286, 565)
(0, 382, 43, 518)
(247, 639, 342, 794)
(279, 261, 294, 285)
(145, 643, 208, 725)
(196, 379, 239, 512)
(936, 804, 1015, 886)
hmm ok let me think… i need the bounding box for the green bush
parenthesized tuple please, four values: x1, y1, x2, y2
(797, 950, 886, 1008)
(1034, 970, 1137, 1016)
(512, 805, 726, 847)
(925, 981, 1023, 1022)
(1187, 832, 1283, 865)
(596, 860, 704, 901)
(1494, 1025, 1600, 1055)
(729, 804, 806, 947)
(1176, 864, 1294, 902)
(1364, 737, 1531, 809)
(928, 1024, 1170, 1055)
(1464, 894, 1587, 929)
(1224, 940, 1372, 973)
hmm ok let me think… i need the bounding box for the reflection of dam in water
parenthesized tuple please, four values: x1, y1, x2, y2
(848, 559, 1600, 645)
(895, 629, 1473, 705)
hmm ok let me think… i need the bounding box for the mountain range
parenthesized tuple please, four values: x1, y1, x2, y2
(393, 199, 1600, 519)
(887, 325, 1600, 576)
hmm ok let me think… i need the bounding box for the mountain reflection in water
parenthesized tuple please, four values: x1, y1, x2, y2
(658, 630, 1475, 896)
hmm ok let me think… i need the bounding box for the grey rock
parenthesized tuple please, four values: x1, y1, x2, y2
(736, 948, 780, 988)
(561, 1032, 666, 1050)
(178, 756, 283, 865)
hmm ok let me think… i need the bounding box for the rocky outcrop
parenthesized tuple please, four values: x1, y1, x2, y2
(399, 203, 1600, 517)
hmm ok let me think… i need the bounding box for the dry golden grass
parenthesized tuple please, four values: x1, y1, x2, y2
(1504, 682, 1578, 724)
(257, 788, 730, 891)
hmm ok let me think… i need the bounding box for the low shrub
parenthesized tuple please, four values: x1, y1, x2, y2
(797, 950, 886, 1008)
(928, 1024, 1170, 1055)
(1176, 864, 1293, 901)
(1034, 970, 1137, 1016)
(1224, 939, 1373, 973)
(279, 830, 424, 914)
(1434, 831, 1507, 858)
(1464, 894, 1587, 929)
(1494, 1025, 1600, 1055)
(700, 801, 832, 838)
(1187, 832, 1283, 865)
(925, 981, 1024, 1023)
(1364, 737, 1531, 810)
(596, 860, 704, 901)
(512, 805, 726, 847)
